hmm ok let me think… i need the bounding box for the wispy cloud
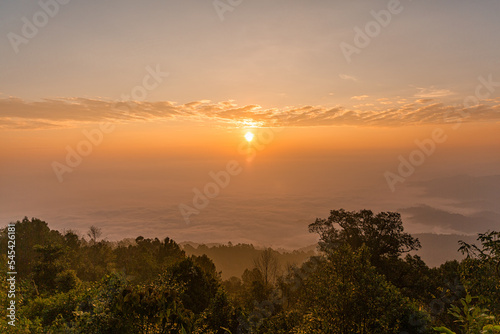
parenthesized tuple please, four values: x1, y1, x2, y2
(351, 95, 369, 100)
(2, 97, 500, 130)
(415, 87, 454, 98)
(339, 74, 358, 81)
(416, 98, 434, 104)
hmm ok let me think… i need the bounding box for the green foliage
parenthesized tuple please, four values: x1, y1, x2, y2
(483, 325, 500, 333)
(0, 217, 65, 279)
(309, 209, 421, 261)
(448, 293, 496, 333)
(192, 254, 218, 277)
(22, 287, 87, 329)
(459, 231, 500, 261)
(294, 245, 429, 333)
(1, 215, 497, 334)
(73, 273, 194, 333)
(77, 240, 115, 281)
(459, 232, 500, 315)
(32, 244, 66, 292)
(240, 267, 272, 307)
(55, 269, 80, 292)
(193, 289, 240, 334)
(308, 209, 438, 312)
(166, 257, 220, 314)
(380, 253, 438, 303)
(433, 292, 500, 334)
(433, 327, 456, 334)
(114, 236, 185, 282)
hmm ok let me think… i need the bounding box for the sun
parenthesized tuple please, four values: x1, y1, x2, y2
(244, 132, 254, 142)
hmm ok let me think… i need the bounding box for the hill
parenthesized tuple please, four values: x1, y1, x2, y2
(181, 242, 316, 280)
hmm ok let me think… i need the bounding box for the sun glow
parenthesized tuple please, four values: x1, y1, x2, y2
(244, 132, 254, 142)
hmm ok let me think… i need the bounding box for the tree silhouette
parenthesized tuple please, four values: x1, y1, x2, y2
(309, 209, 421, 264)
(254, 248, 279, 286)
(87, 225, 102, 245)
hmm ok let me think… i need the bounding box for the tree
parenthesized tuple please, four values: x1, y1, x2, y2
(0, 217, 64, 279)
(32, 244, 65, 292)
(434, 292, 500, 334)
(222, 276, 245, 307)
(458, 231, 500, 316)
(459, 231, 500, 277)
(241, 268, 269, 308)
(76, 238, 115, 282)
(167, 257, 220, 314)
(254, 248, 279, 286)
(295, 245, 429, 334)
(87, 225, 102, 245)
(309, 209, 420, 261)
(74, 273, 193, 334)
(193, 254, 218, 277)
(380, 254, 438, 303)
(193, 288, 240, 334)
(114, 236, 186, 283)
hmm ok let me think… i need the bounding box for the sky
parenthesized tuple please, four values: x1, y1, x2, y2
(1, 0, 499, 252)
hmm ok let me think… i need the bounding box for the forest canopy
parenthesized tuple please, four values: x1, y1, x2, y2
(0, 210, 499, 333)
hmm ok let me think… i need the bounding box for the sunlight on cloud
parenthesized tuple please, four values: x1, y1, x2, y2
(2, 96, 500, 130)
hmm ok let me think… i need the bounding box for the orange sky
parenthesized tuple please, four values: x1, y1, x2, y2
(1, 118, 499, 248)
(1, 0, 500, 249)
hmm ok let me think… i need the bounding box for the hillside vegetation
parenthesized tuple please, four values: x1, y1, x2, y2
(1, 210, 498, 333)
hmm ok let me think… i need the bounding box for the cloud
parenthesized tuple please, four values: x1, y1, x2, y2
(416, 98, 434, 104)
(351, 95, 369, 100)
(401, 204, 499, 234)
(339, 74, 357, 81)
(416, 175, 500, 200)
(34, 194, 325, 249)
(400, 175, 500, 234)
(415, 87, 454, 98)
(2, 97, 500, 130)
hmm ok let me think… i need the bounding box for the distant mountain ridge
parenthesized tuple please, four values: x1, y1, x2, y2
(411, 233, 477, 268)
(181, 242, 316, 280)
(181, 233, 479, 279)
